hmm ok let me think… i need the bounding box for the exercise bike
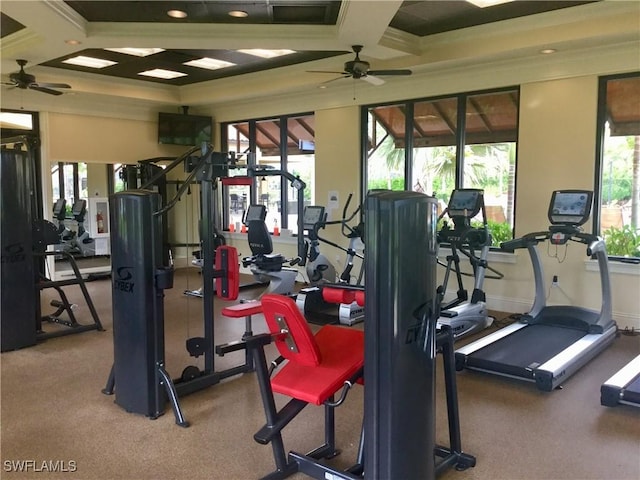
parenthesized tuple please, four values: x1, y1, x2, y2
(296, 195, 365, 326)
(436, 189, 503, 340)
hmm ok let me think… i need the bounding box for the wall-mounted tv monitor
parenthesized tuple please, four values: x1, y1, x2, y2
(158, 112, 212, 146)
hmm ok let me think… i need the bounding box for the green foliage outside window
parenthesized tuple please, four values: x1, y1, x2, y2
(603, 225, 640, 257)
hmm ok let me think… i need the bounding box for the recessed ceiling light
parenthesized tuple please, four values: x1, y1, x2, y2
(105, 48, 165, 57)
(183, 57, 236, 70)
(138, 69, 187, 79)
(63, 55, 117, 69)
(65, 39, 81, 46)
(466, 0, 514, 7)
(540, 48, 557, 55)
(318, 85, 327, 89)
(228, 10, 249, 18)
(167, 9, 187, 19)
(238, 49, 296, 59)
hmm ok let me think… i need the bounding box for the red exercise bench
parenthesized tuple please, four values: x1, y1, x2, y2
(243, 294, 364, 480)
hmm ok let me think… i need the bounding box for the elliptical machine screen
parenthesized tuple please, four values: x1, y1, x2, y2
(548, 190, 592, 226)
(447, 189, 483, 219)
(303, 206, 325, 230)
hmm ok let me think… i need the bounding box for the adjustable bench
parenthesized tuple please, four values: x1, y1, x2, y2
(243, 294, 365, 480)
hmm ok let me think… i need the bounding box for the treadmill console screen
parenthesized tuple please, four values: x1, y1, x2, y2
(244, 204, 267, 224)
(548, 190, 592, 226)
(303, 206, 325, 230)
(447, 189, 483, 219)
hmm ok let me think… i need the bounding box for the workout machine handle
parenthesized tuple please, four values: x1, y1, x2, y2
(500, 231, 549, 252)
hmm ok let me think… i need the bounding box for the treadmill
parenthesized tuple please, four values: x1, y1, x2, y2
(455, 190, 617, 391)
(601, 354, 640, 407)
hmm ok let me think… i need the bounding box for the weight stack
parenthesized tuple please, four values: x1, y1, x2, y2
(110, 190, 168, 418)
(1, 147, 37, 352)
(364, 190, 439, 480)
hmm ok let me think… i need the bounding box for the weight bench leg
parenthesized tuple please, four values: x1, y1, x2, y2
(242, 314, 254, 371)
(307, 399, 340, 460)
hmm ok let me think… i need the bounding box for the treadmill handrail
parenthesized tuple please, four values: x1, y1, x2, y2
(502, 228, 613, 332)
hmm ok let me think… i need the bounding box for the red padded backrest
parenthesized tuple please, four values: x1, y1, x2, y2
(322, 287, 355, 305)
(355, 290, 365, 307)
(261, 294, 321, 367)
(215, 245, 239, 301)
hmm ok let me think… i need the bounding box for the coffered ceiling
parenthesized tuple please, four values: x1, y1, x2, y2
(0, 1, 637, 111)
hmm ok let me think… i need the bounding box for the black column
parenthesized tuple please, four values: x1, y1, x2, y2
(110, 190, 166, 417)
(364, 190, 439, 479)
(1, 147, 37, 351)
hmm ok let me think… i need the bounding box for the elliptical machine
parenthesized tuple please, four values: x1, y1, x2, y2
(436, 189, 502, 340)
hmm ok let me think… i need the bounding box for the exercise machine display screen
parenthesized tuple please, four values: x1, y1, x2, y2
(447, 189, 483, 219)
(303, 206, 325, 230)
(245, 204, 267, 224)
(548, 190, 592, 226)
(53, 199, 66, 217)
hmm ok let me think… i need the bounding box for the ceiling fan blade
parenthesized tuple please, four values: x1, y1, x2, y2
(320, 75, 351, 86)
(367, 69, 412, 76)
(29, 85, 64, 96)
(307, 70, 348, 75)
(32, 82, 71, 89)
(362, 75, 385, 86)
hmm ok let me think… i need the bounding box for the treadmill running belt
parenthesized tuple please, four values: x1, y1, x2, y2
(623, 374, 640, 404)
(468, 324, 587, 378)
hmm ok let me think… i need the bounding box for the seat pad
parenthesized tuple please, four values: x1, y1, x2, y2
(271, 325, 364, 405)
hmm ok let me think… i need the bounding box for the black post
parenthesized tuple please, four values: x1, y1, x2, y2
(364, 190, 439, 479)
(109, 190, 170, 419)
(1, 145, 38, 351)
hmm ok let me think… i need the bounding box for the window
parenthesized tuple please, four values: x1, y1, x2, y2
(51, 162, 88, 214)
(222, 113, 315, 231)
(364, 88, 519, 245)
(595, 73, 640, 259)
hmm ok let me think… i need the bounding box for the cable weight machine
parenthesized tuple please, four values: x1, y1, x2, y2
(102, 145, 244, 427)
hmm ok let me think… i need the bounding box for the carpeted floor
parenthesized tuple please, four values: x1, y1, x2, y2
(1, 268, 638, 480)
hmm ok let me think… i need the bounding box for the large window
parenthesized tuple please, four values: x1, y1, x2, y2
(365, 87, 519, 245)
(222, 113, 315, 232)
(595, 73, 640, 259)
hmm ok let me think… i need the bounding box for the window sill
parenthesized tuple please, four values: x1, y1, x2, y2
(585, 258, 640, 276)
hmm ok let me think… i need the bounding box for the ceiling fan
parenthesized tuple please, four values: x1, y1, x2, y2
(3, 59, 71, 96)
(308, 45, 412, 86)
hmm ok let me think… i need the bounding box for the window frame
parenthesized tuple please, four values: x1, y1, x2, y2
(594, 71, 640, 261)
(361, 86, 520, 246)
(221, 111, 315, 231)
